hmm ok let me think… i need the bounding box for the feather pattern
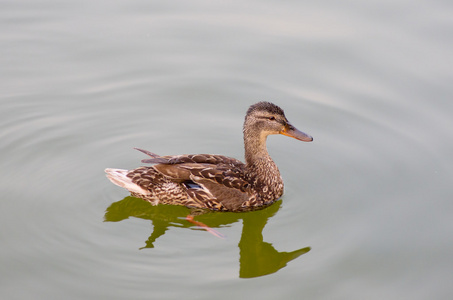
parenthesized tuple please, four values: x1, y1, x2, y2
(105, 101, 313, 211)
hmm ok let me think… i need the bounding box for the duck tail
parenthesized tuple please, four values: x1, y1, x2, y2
(105, 168, 150, 195)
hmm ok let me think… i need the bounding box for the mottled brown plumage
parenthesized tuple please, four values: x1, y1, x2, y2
(105, 101, 313, 212)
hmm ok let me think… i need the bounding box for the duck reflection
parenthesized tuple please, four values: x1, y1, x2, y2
(104, 196, 310, 278)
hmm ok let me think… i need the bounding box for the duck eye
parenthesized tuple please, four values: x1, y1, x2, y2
(269, 116, 276, 121)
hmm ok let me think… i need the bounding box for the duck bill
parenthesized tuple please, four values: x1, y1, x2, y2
(280, 123, 313, 142)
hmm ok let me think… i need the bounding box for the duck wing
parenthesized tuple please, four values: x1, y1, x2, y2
(145, 155, 245, 168)
(156, 163, 251, 211)
(135, 149, 251, 211)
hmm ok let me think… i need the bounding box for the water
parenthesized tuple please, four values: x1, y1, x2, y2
(1, 0, 452, 299)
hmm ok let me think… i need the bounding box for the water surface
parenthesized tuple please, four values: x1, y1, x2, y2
(1, 0, 452, 299)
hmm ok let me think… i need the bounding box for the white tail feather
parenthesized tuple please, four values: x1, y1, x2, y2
(105, 168, 151, 195)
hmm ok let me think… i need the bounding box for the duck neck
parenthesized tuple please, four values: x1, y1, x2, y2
(244, 129, 271, 167)
(243, 129, 281, 181)
(243, 129, 284, 201)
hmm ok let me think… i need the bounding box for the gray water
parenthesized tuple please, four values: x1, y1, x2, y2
(1, 0, 453, 299)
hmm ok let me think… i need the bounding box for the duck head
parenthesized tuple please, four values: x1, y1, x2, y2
(244, 101, 313, 142)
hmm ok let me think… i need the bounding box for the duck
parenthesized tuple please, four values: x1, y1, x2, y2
(105, 101, 313, 212)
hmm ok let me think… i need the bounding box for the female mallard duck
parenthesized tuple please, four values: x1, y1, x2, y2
(105, 101, 312, 212)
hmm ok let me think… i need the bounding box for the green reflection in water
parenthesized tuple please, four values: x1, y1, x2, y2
(104, 197, 310, 278)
